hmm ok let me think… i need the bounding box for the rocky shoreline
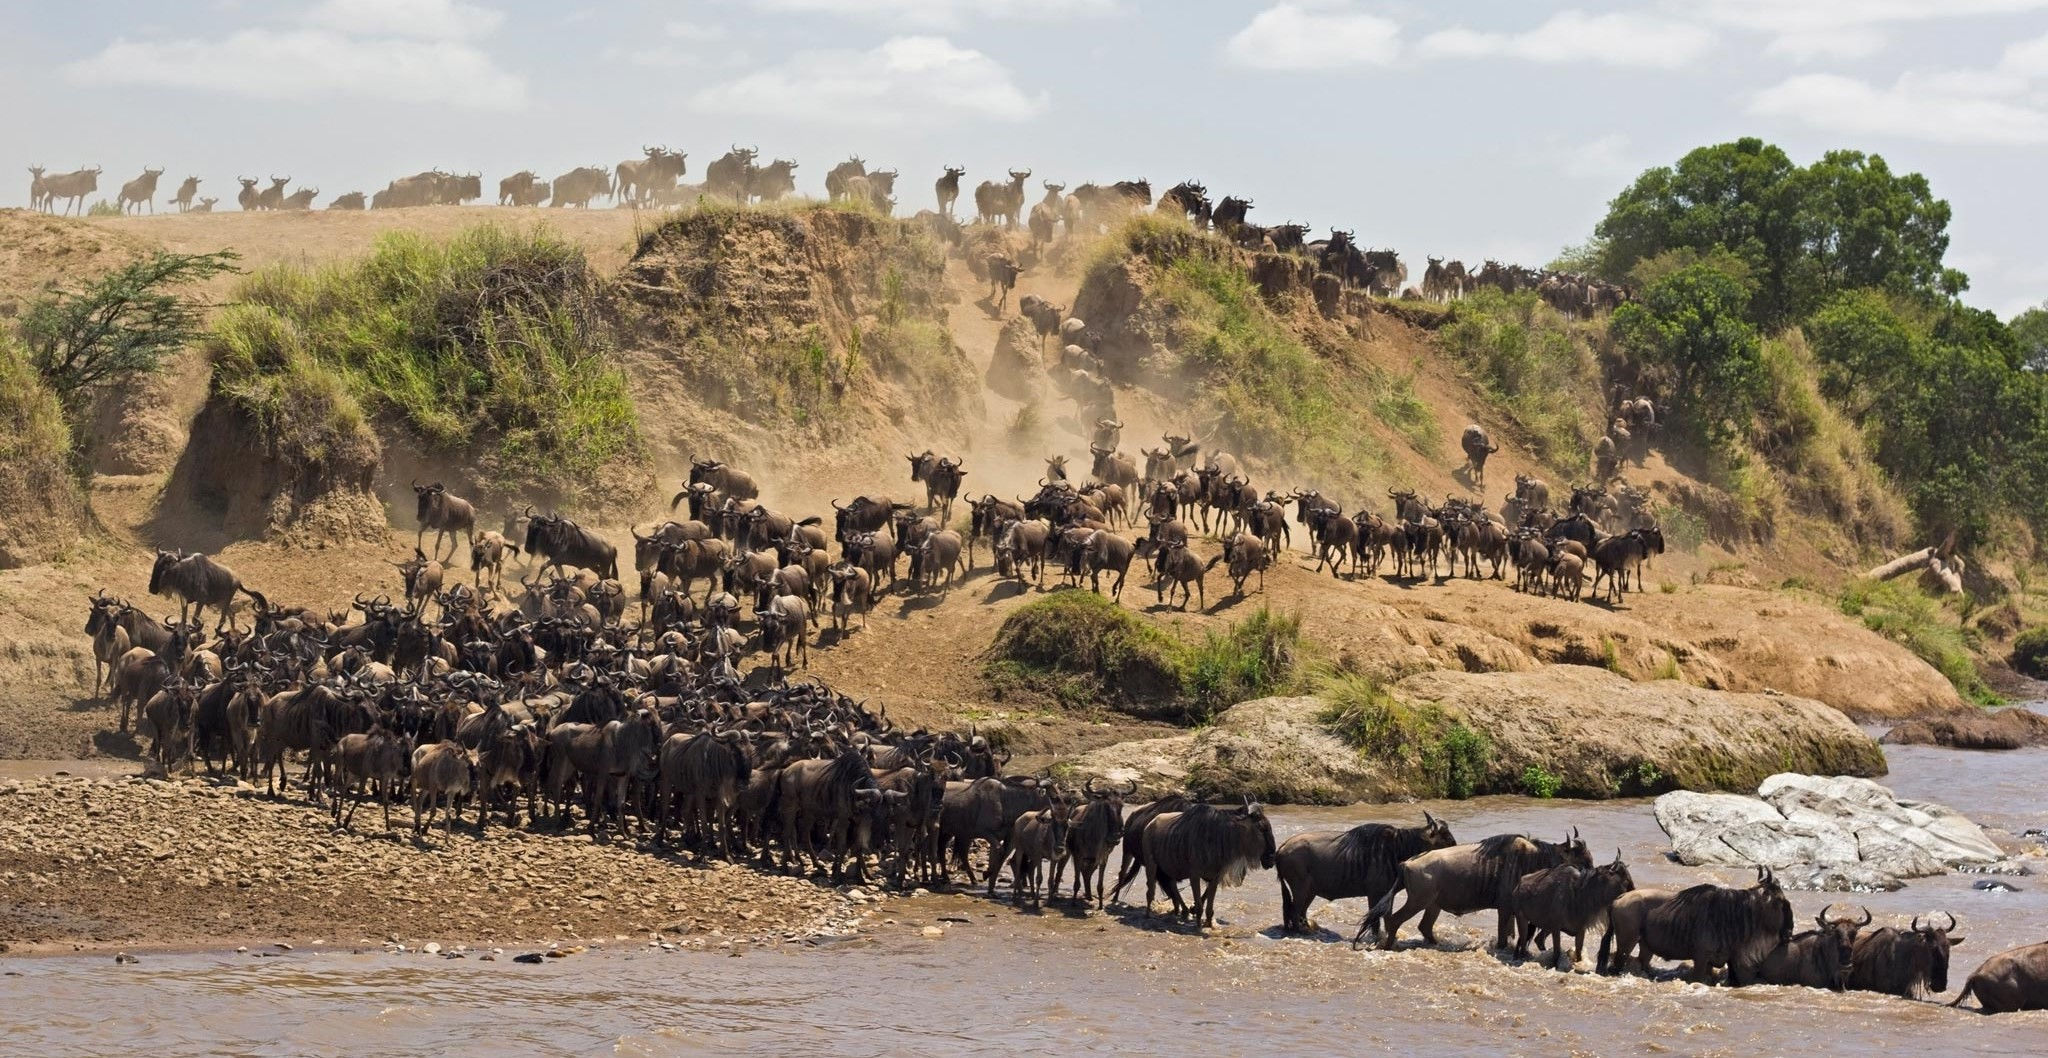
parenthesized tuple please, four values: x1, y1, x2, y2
(0, 775, 859, 953)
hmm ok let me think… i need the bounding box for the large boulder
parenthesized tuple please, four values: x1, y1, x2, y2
(1655, 774, 2009, 891)
(1067, 696, 1408, 805)
(1882, 709, 2048, 750)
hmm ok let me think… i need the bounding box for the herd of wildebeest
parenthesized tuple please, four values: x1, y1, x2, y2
(71, 436, 2048, 1013)
(23, 146, 1627, 320)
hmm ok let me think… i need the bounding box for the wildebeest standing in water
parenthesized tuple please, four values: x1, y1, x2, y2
(1848, 912, 1965, 999)
(1600, 867, 1792, 984)
(1509, 850, 1635, 968)
(1757, 904, 1869, 990)
(1138, 801, 1278, 928)
(1274, 814, 1456, 934)
(1951, 940, 2048, 1013)
(1356, 829, 1591, 951)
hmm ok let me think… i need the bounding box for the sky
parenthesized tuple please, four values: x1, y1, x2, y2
(3, 0, 2045, 317)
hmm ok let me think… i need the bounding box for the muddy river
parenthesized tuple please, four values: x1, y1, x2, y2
(5, 740, 2046, 1056)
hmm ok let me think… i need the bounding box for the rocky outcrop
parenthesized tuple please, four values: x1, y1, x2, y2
(1394, 667, 1885, 797)
(1655, 774, 2010, 891)
(1066, 668, 1886, 806)
(1883, 708, 2048, 750)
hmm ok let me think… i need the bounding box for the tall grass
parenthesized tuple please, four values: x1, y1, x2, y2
(209, 224, 639, 495)
(1313, 668, 1493, 799)
(1838, 578, 1999, 705)
(0, 334, 86, 560)
(1437, 290, 1599, 472)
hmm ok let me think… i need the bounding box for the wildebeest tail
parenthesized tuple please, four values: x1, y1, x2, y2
(240, 587, 267, 611)
(1354, 877, 1405, 947)
(1948, 980, 1975, 1009)
(1204, 554, 1224, 572)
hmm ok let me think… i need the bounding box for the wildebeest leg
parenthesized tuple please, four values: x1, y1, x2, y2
(1417, 907, 1443, 946)
(985, 835, 1016, 898)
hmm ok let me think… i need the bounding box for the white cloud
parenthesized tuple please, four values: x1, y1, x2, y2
(744, 0, 1114, 29)
(1692, 0, 2048, 61)
(64, 2, 525, 111)
(1750, 31, 2048, 146)
(1224, 2, 1402, 71)
(306, 0, 504, 40)
(1418, 10, 1715, 69)
(67, 29, 527, 111)
(1550, 133, 1638, 181)
(664, 20, 727, 41)
(690, 35, 1046, 126)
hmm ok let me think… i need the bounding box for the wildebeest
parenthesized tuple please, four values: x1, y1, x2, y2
(777, 748, 881, 881)
(935, 165, 966, 218)
(1062, 778, 1135, 907)
(1510, 850, 1636, 968)
(116, 167, 164, 214)
(150, 550, 266, 633)
(705, 144, 759, 200)
(1758, 905, 1870, 991)
(1008, 793, 1071, 909)
(1138, 801, 1278, 928)
(1951, 941, 2048, 1013)
(615, 146, 687, 206)
(410, 740, 474, 837)
(470, 530, 518, 591)
(523, 511, 619, 580)
(1460, 424, 1499, 487)
(1357, 830, 1592, 951)
(975, 168, 1031, 227)
(548, 166, 612, 208)
(1848, 913, 1965, 999)
(332, 725, 408, 830)
(1600, 867, 1793, 984)
(654, 729, 753, 857)
(748, 158, 799, 202)
(412, 481, 476, 564)
(40, 165, 103, 216)
(940, 775, 1051, 892)
(686, 457, 760, 502)
(1154, 541, 1219, 611)
(258, 175, 290, 210)
(985, 253, 1021, 312)
(1275, 815, 1457, 934)
(327, 191, 365, 210)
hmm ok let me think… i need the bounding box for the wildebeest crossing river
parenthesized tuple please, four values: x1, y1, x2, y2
(4, 739, 2045, 1056)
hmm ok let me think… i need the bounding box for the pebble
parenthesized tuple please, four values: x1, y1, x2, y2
(423, 942, 442, 954)
(921, 926, 945, 938)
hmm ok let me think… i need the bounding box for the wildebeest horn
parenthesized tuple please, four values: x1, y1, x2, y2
(1123, 778, 1139, 795)
(1855, 906, 1872, 926)
(1423, 810, 1437, 826)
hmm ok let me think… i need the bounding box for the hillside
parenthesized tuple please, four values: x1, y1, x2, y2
(0, 202, 1984, 794)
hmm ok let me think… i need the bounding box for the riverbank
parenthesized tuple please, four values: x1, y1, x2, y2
(0, 774, 855, 953)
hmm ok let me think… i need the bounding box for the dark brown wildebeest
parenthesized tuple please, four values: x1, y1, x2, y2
(1600, 867, 1793, 984)
(993, 519, 1050, 588)
(258, 175, 290, 210)
(1275, 815, 1456, 933)
(1062, 778, 1135, 907)
(474, 721, 542, 833)
(1107, 793, 1194, 904)
(831, 494, 906, 545)
(935, 165, 966, 217)
(411, 481, 476, 564)
(974, 167, 1030, 227)
(939, 775, 1051, 893)
(1357, 830, 1592, 951)
(1951, 940, 2048, 1013)
(686, 457, 760, 501)
(1848, 913, 1965, 999)
(1008, 791, 1070, 909)
(985, 253, 1021, 312)
(777, 748, 880, 880)
(705, 145, 758, 200)
(1073, 529, 1135, 602)
(1460, 424, 1500, 487)
(1510, 850, 1636, 968)
(825, 156, 866, 201)
(396, 549, 444, 615)
(150, 550, 266, 634)
(748, 158, 799, 202)
(1138, 801, 1278, 928)
(523, 511, 619, 580)
(1758, 904, 1870, 991)
(1589, 526, 1664, 603)
(331, 724, 409, 830)
(654, 729, 752, 856)
(1154, 541, 1220, 611)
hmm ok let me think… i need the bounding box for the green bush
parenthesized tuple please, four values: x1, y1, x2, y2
(0, 334, 86, 562)
(1315, 670, 1493, 799)
(1180, 607, 1301, 723)
(1839, 579, 1999, 704)
(2012, 626, 2048, 679)
(985, 596, 1302, 723)
(208, 224, 639, 498)
(1521, 764, 1563, 799)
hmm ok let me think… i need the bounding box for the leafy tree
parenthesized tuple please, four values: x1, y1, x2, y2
(1611, 260, 1764, 449)
(1596, 138, 1802, 327)
(17, 250, 239, 417)
(1595, 139, 1957, 329)
(2013, 302, 2048, 371)
(1804, 288, 1920, 412)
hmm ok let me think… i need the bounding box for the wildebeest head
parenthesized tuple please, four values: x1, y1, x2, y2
(413, 480, 447, 523)
(907, 450, 938, 483)
(149, 549, 182, 594)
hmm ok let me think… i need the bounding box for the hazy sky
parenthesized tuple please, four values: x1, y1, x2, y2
(5, 0, 2045, 316)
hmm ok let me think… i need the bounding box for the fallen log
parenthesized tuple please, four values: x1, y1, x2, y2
(1867, 547, 1963, 594)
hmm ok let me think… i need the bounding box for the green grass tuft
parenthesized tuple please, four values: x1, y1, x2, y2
(1839, 578, 1999, 705)
(208, 224, 639, 499)
(1437, 290, 1600, 473)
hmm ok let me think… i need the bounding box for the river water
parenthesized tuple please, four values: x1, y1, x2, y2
(5, 741, 2046, 1056)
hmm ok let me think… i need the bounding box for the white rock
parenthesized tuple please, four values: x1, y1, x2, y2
(1656, 773, 2010, 889)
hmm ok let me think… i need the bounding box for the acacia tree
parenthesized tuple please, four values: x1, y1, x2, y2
(17, 249, 239, 418)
